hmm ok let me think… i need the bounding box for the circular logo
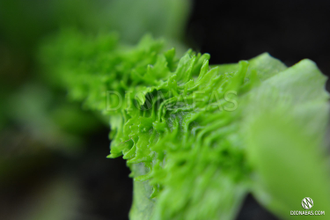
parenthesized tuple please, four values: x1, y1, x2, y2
(301, 197, 314, 210)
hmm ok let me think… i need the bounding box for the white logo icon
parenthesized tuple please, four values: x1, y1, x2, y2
(301, 197, 314, 210)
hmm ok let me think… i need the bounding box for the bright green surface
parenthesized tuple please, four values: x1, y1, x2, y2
(41, 31, 330, 219)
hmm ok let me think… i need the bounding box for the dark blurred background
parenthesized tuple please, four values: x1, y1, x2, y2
(1, 0, 330, 219)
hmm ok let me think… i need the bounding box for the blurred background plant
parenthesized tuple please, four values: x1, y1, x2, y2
(0, 0, 190, 219)
(1, 0, 330, 220)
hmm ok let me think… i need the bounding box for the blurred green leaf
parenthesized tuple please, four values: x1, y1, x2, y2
(244, 60, 330, 219)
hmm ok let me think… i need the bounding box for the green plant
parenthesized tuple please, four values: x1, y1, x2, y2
(40, 30, 330, 220)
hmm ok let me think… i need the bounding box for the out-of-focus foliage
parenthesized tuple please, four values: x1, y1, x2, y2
(41, 29, 330, 220)
(0, 0, 190, 132)
(0, 0, 189, 56)
(244, 60, 330, 219)
(0, 0, 191, 220)
(106, 0, 190, 43)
